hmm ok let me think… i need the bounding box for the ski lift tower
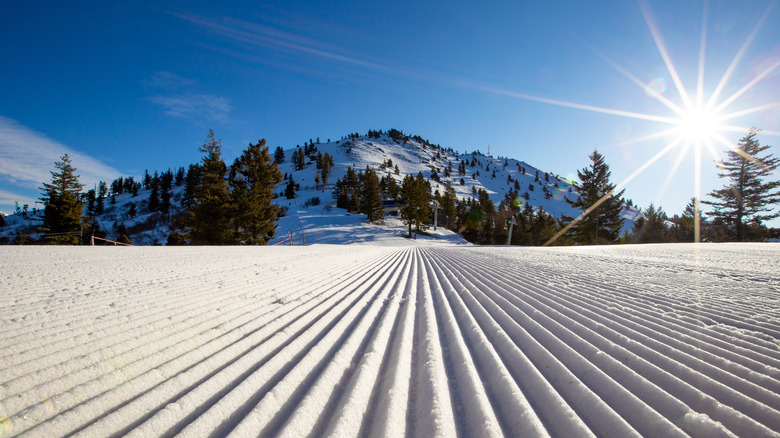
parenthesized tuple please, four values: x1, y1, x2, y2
(432, 199, 440, 231)
(507, 216, 517, 245)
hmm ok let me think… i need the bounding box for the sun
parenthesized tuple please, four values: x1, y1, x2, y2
(515, 2, 780, 245)
(676, 103, 720, 145)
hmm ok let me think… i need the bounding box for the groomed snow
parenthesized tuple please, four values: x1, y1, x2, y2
(1, 243, 779, 437)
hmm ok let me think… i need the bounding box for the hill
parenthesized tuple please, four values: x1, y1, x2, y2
(0, 129, 640, 245)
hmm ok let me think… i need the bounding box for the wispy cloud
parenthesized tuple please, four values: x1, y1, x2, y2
(171, 10, 399, 75)
(143, 70, 196, 89)
(0, 188, 31, 206)
(0, 116, 121, 189)
(148, 94, 231, 120)
(142, 70, 231, 121)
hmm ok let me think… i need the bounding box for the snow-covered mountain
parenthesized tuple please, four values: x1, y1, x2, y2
(0, 130, 640, 245)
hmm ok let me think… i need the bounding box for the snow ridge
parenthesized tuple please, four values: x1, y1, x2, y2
(0, 131, 640, 245)
(1, 243, 779, 437)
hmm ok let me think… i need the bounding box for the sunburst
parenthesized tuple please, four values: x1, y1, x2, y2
(486, 0, 780, 245)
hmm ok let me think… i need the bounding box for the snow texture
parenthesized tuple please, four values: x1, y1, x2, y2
(1, 242, 779, 437)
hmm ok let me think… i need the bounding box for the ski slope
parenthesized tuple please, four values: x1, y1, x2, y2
(2, 243, 779, 437)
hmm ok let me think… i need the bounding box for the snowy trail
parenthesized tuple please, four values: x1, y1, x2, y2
(1, 243, 779, 437)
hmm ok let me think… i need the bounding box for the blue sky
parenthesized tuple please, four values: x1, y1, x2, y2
(1, 0, 779, 223)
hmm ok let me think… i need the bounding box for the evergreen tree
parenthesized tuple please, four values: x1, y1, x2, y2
(274, 146, 285, 164)
(360, 167, 384, 223)
(386, 176, 401, 199)
(343, 166, 360, 211)
(39, 154, 84, 244)
(703, 131, 780, 241)
(160, 169, 174, 214)
(167, 230, 187, 246)
(111, 177, 124, 195)
(441, 183, 457, 230)
(564, 150, 625, 244)
(631, 203, 669, 243)
(186, 129, 231, 245)
(476, 188, 497, 243)
(83, 219, 107, 245)
(96, 180, 108, 214)
(114, 222, 131, 245)
(174, 167, 186, 186)
(148, 171, 160, 212)
(292, 147, 306, 170)
(285, 177, 298, 199)
(333, 177, 349, 209)
(320, 152, 333, 185)
(670, 197, 706, 242)
(228, 139, 283, 244)
(400, 172, 431, 238)
(183, 164, 201, 208)
(143, 170, 152, 190)
(86, 188, 97, 216)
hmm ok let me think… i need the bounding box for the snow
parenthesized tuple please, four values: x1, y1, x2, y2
(0, 132, 641, 245)
(1, 242, 779, 437)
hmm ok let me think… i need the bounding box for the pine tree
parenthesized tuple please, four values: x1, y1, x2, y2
(285, 177, 297, 199)
(386, 176, 401, 199)
(400, 172, 431, 238)
(703, 131, 780, 241)
(670, 197, 706, 242)
(186, 129, 231, 245)
(123, 176, 135, 193)
(111, 177, 124, 195)
(631, 203, 669, 243)
(292, 147, 306, 171)
(174, 167, 186, 186)
(360, 167, 384, 223)
(524, 207, 560, 246)
(440, 183, 457, 230)
(183, 164, 201, 208)
(148, 171, 160, 212)
(114, 222, 131, 245)
(143, 170, 152, 190)
(333, 177, 349, 209)
(320, 152, 333, 185)
(564, 150, 625, 244)
(274, 146, 285, 164)
(228, 139, 282, 244)
(96, 180, 108, 214)
(476, 188, 497, 244)
(160, 169, 173, 214)
(39, 154, 84, 244)
(344, 166, 360, 212)
(86, 188, 97, 216)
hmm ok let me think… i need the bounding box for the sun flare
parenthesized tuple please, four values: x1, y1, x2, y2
(530, 2, 780, 245)
(677, 103, 720, 145)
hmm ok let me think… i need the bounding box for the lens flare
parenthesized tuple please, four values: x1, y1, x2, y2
(471, 2, 778, 245)
(645, 78, 667, 97)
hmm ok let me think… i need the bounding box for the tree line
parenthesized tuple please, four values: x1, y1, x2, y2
(12, 128, 780, 245)
(25, 130, 281, 245)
